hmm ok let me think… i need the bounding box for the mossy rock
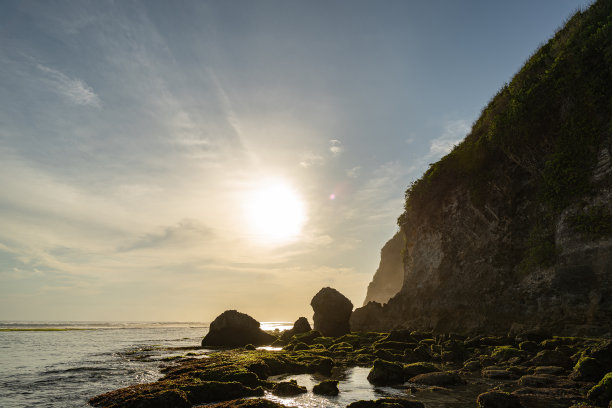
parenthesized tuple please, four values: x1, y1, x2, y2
(367, 359, 405, 385)
(312, 379, 339, 396)
(587, 372, 612, 407)
(207, 399, 288, 408)
(476, 391, 522, 408)
(330, 341, 354, 352)
(408, 371, 465, 386)
(572, 356, 608, 382)
(271, 380, 307, 397)
(519, 341, 539, 353)
(403, 362, 439, 379)
(373, 341, 414, 351)
(492, 346, 524, 362)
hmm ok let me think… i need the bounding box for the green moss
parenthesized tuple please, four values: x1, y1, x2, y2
(570, 205, 612, 236)
(491, 346, 523, 361)
(587, 372, 612, 406)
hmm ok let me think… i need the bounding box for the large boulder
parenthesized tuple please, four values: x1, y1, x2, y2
(202, 310, 276, 347)
(311, 287, 353, 337)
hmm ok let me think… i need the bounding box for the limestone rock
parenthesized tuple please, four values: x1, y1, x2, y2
(310, 287, 353, 337)
(202, 310, 276, 347)
(363, 231, 404, 305)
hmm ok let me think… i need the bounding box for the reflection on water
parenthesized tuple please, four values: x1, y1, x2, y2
(264, 368, 506, 408)
(260, 322, 295, 332)
(265, 367, 412, 407)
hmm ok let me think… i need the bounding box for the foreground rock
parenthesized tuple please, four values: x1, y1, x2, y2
(202, 310, 276, 347)
(312, 380, 339, 396)
(477, 391, 523, 408)
(310, 287, 353, 337)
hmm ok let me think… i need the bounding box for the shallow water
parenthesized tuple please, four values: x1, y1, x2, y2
(264, 368, 502, 408)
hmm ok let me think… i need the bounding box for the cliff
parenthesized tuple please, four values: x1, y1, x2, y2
(362, 231, 404, 306)
(353, 0, 612, 336)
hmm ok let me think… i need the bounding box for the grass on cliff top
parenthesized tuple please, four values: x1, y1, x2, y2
(398, 0, 612, 270)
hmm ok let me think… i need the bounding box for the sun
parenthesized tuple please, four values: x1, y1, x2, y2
(245, 180, 306, 244)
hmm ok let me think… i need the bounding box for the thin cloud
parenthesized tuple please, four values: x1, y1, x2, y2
(117, 219, 214, 252)
(346, 166, 361, 178)
(428, 119, 470, 157)
(329, 139, 343, 157)
(37, 64, 101, 107)
(299, 153, 324, 168)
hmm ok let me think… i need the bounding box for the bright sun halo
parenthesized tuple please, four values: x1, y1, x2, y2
(246, 181, 306, 243)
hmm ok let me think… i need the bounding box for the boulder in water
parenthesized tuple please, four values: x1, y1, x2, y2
(202, 310, 276, 347)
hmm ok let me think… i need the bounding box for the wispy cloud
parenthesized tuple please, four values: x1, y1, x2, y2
(299, 153, 324, 168)
(428, 119, 470, 157)
(329, 139, 343, 157)
(346, 166, 361, 178)
(118, 219, 214, 252)
(37, 64, 101, 107)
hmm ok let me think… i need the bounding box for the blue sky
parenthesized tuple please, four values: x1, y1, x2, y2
(0, 0, 592, 322)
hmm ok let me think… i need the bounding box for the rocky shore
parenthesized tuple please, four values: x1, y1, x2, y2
(90, 288, 612, 408)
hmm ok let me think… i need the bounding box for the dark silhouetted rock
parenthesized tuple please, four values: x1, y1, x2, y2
(477, 391, 523, 408)
(280, 317, 312, 342)
(202, 310, 276, 348)
(351, 301, 386, 332)
(312, 380, 339, 396)
(311, 287, 353, 337)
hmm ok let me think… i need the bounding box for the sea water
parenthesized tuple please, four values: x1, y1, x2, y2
(0, 322, 492, 408)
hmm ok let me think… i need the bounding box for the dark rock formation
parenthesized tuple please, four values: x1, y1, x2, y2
(363, 231, 404, 305)
(270, 380, 307, 397)
(310, 287, 353, 337)
(312, 380, 339, 396)
(366, 359, 404, 385)
(279, 317, 311, 342)
(408, 371, 464, 386)
(202, 310, 276, 347)
(476, 391, 523, 408)
(353, 0, 612, 337)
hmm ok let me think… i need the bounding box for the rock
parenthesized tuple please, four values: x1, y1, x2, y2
(512, 387, 586, 408)
(403, 362, 439, 379)
(347, 399, 425, 408)
(312, 380, 339, 396)
(517, 374, 561, 388)
(350, 301, 386, 333)
(202, 310, 276, 347)
(571, 356, 608, 382)
(271, 380, 307, 397)
(482, 369, 517, 380)
(362, 231, 405, 305)
(477, 391, 523, 408)
(587, 372, 612, 407)
(408, 371, 465, 386)
(529, 350, 573, 369)
(207, 399, 287, 408)
(280, 317, 312, 342)
(311, 287, 353, 337)
(367, 359, 405, 385)
(534, 366, 565, 375)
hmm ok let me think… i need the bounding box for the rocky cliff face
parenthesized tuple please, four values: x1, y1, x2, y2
(362, 231, 404, 306)
(353, 0, 612, 336)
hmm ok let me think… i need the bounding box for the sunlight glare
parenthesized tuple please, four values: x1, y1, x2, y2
(246, 180, 306, 244)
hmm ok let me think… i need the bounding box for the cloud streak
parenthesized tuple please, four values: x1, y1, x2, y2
(37, 64, 101, 107)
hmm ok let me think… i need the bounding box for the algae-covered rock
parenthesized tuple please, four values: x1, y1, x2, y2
(347, 398, 424, 408)
(408, 371, 464, 386)
(202, 310, 276, 347)
(367, 359, 405, 385)
(312, 379, 339, 396)
(271, 380, 307, 397)
(311, 287, 353, 337)
(280, 317, 312, 342)
(529, 350, 573, 369)
(587, 372, 612, 407)
(571, 356, 608, 382)
(476, 391, 523, 408)
(403, 362, 439, 379)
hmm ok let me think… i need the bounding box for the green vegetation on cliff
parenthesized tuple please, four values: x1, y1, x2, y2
(398, 0, 612, 270)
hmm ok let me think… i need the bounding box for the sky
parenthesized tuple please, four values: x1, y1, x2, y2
(0, 0, 593, 322)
